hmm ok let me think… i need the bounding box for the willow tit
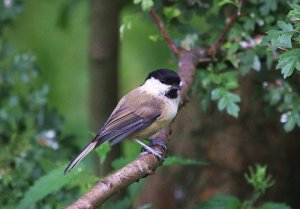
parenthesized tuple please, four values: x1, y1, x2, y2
(64, 69, 181, 174)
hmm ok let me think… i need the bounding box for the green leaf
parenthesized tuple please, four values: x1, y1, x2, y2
(284, 112, 296, 132)
(277, 21, 294, 32)
(149, 34, 162, 42)
(141, 0, 153, 11)
(259, 202, 292, 209)
(163, 156, 207, 167)
(262, 21, 294, 49)
(211, 88, 223, 100)
(217, 0, 238, 7)
(276, 49, 300, 78)
(133, 0, 153, 12)
(227, 102, 239, 118)
(17, 164, 82, 209)
(192, 195, 241, 209)
(288, 4, 300, 23)
(163, 7, 181, 21)
(259, 0, 277, 16)
(278, 33, 293, 49)
(133, 0, 142, 4)
(216, 91, 241, 118)
(267, 89, 283, 105)
(227, 54, 239, 68)
(218, 96, 227, 111)
(244, 164, 275, 193)
(225, 80, 239, 90)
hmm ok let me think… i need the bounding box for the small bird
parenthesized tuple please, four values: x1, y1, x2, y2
(64, 69, 181, 174)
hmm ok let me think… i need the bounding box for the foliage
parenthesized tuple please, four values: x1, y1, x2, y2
(0, 40, 69, 208)
(133, 0, 154, 12)
(244, 164, 275, 193)
(261, 3, 300, 132)
(0, 0, 24, 32)
(262, 4, 300, 78)
(2, 0, 300, 208)
(193, 165, 291, 209)
(16, 164, 82, 209)
(0, 2, 94, 208)
(127, 0, 300, 133)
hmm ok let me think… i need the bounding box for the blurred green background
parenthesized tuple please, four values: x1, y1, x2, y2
(1, 1, 177, 207)
(2, 0, 300, 208)
(4, 0, 175, 145)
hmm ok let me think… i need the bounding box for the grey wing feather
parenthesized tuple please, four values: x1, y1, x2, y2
(95, 112, 160, 146)
(109, 117, 156, 146)
(64, 112, 160, 174)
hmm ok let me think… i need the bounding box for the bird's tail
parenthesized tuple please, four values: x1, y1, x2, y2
(64, 141, 98, 174)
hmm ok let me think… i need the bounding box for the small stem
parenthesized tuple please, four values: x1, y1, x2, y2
(209, 0, 244, 56)
(209, 14, 239, 55)
(241, 190, 262, 209)
(150, 8, 180, 57)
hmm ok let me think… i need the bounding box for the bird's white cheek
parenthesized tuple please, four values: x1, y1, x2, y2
(140, 77, 170, 96)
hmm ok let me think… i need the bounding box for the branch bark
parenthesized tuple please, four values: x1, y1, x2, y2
(65, 4, 241, 208)
(65, 154, 162, 209)
(150, 8, 180, 57)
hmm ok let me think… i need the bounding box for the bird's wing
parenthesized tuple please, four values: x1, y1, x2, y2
(64, 89, 162, 174)
(95, 90, 162, 145)
(95, 110, 161, 146)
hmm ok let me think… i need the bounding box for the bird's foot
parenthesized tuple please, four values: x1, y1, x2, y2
(135, 139, 165, 161)
(139, 149, 164, 161)
(149, 139, 168, 151)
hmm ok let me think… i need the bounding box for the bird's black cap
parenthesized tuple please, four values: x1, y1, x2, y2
(146, 69, 181, 86)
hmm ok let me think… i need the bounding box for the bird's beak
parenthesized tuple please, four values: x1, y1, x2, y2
(171, 85, 181, 91)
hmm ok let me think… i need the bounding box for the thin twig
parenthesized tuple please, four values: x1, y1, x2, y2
(150, 8, 180, 57)
(209, 0, 244, 56)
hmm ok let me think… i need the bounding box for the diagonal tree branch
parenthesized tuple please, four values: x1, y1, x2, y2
(64, 153, 163, 209)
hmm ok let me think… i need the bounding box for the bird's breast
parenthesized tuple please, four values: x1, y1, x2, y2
(131, 95, 180, 139)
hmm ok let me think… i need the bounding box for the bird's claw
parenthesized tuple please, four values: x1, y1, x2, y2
(149, 139, 168, 151)
(139, 149, 164, 161)
(139, 139, 167, 161)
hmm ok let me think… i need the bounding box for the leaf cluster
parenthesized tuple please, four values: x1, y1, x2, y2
(130, 0, 300, 133)
(261, 4, 300, 132)
(0, 3, 90, 208)
(0, 41, 77, 208)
